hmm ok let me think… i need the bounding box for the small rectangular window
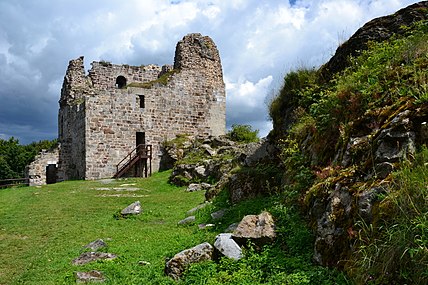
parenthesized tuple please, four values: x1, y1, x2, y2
(138, 95, 145, 108)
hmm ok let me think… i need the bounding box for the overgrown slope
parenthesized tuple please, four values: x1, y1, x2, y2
(269, 14, 428, 285)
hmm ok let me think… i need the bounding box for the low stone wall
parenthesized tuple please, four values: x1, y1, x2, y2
(26, 147, 59, 186)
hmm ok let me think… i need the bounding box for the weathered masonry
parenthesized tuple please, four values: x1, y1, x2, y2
(57, 33, 226, 180)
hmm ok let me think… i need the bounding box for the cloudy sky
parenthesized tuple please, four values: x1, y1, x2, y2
(0, 0, 421, 144)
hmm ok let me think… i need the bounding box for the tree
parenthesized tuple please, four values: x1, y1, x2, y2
(226, 124, 259, 143)
(0, 137, 58, 179)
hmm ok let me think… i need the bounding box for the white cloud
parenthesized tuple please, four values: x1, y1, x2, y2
(226, 75, 273, 136)
(0, 0, 422, 143)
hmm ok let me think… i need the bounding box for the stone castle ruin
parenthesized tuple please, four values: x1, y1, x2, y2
(27, 33, 226, 184)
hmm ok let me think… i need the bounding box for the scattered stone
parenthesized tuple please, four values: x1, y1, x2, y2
(211, 209, 227, 220)
(75, 270, 105, 283)
(232, 211, 276, 246)
(138, 260, 151, 266)
(178, 216, 196, 225)
(198, 223, 215, 230)
(214, 233, 243, 260)
(186, 202, 210, 216)
(194, 165, 207, 177)
(165, 242, 214, 280)
(119, 183, 136, 187)
(186, 183, 212, 192)
(97, 194, 149, 198)
(84, 239, 107, 251)
(95, 187, 140, 191)
(201, 144, 216, 156)
(225, 222, 239, 233)
(72, 252, 117, 265)
(121, 201, 142, 215)
(99, 179, 114, 184)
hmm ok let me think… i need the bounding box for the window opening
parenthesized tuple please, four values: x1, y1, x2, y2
(138, 95, 145, 108)
(116, 76, 127, 89)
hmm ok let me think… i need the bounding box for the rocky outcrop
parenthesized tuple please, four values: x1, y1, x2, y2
(307, 101, 428, 266)
(320, 1, 428, 81)
(167, 135, 279, 203)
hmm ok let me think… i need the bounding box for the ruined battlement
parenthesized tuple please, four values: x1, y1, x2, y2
(57, 33, 226, 180)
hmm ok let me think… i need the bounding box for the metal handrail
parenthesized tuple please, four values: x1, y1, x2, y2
(116, 144, 152, 174)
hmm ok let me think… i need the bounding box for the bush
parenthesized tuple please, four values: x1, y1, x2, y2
(226, 124, 259, 143)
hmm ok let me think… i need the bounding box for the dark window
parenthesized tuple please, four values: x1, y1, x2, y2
(138, 95, 145, 108)
(116, 76, 127, 89)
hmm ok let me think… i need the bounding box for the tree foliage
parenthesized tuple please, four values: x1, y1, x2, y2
(226, 124, 259, 143)
(0, 137, 57, 179)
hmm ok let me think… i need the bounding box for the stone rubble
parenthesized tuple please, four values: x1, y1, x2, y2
(165, 242, 214, 280)
(232, 211, 276, 246)
(121, 201, 142, 216)
(72, 252, 117, 266)
(75, 270, 105, 283)
(214, 233, 243, 260)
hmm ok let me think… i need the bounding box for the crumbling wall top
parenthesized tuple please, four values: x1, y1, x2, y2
(174, 33, 223, 78)
(60, 56, 90, 106)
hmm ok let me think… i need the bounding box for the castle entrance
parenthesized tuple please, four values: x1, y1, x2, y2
(136, 132, 145, 146)
(46, 164, 57, 184)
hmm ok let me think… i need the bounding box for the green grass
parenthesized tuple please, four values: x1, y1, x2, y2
(0, 169, 349, 284)
(0, 170, 212, 284)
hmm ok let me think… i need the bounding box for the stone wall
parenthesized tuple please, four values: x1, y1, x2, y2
(26, 147, 59, 186)
(58, 33, 226, 180)
(58, 103, 86, 180)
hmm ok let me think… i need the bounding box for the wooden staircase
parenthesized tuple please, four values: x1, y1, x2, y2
(113, 144, 152, 179)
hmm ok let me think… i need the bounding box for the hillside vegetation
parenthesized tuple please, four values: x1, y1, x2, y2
(268, 19, 428, 284)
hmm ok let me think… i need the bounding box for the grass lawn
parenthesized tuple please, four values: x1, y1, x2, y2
(0, 170, 215, 284)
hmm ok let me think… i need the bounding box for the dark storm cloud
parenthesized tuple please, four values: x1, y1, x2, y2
(0, 0, 421, 144)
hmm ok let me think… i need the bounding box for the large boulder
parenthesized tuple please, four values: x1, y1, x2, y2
(165, 242, 214, 280)
(214, 233, 243, 260)
(232, 212, 276, 246)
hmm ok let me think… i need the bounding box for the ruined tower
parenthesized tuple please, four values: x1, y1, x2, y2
(58, 33, 226, 180)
